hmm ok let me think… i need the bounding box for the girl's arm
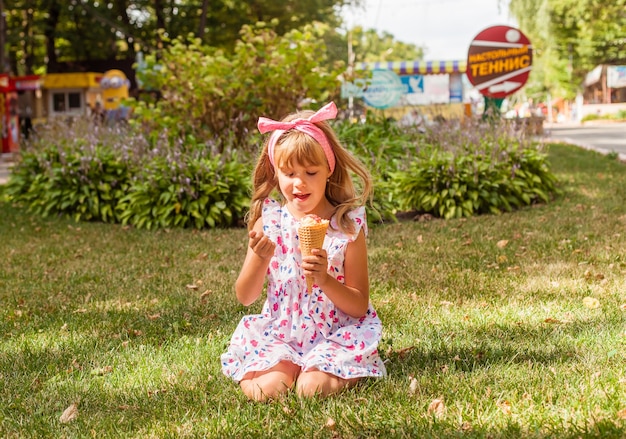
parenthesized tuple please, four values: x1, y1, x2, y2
(305, 229, 370, 318)
(234, 218, 275, 306)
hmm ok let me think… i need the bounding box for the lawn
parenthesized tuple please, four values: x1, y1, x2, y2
(0, 142, 625, 438)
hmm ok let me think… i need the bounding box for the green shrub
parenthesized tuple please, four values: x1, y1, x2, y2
(335, 116, 416, 223)
(132, 21, 342, 152)
(581, 109, 626, 122)
(5, 118, 251, 229)
(336, 115, 560, 221)
(392, 120, 560, 219)
(4, 143, 130, 223)
(116, 154, 249, 230)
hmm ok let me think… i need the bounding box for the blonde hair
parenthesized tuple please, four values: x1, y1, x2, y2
(248, 109, 372, 235)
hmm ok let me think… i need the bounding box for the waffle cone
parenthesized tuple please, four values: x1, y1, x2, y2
(298, 222, 329, 292)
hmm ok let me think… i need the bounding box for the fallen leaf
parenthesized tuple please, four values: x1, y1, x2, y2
(186, 284, 199, 290)
(200, 290, 212, 301)
(396, 346, 416, 359)
(617, 408, 626, 419)
(544, 317, 562, 324)
(496, 240, 509, 249)
(325, 417, 336, 430)
(59, 403, 79, 423)
(498, 400, 512, 415)
(148, 388, 167, 397)
(619, 304, 626, 311)
(428, 398, 445, 417)
(147, 313, 161, 321)
(91, 366, 113, 376)
(583, 297, 600, 309)
(409, 376, 418, 395)
(460, 421, 472, 431)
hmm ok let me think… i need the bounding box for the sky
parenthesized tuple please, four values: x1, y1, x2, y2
(342, 0, 517, 61)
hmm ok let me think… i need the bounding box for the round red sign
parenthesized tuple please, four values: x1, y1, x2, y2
(466, 25, 533, 98)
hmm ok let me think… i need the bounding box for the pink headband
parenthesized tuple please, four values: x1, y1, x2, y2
(257, 101, 337, 173)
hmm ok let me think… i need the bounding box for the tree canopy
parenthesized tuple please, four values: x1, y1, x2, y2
(349, 26, 424, 63)
(2, 0, 358, 75)
(508, 0, 626, 99)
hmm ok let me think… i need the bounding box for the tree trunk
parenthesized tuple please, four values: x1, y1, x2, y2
(115, 0, 135, 59)
(155, 0, 166, 50)
(198, 0, 209, 39)
(44, 0, 61, 72)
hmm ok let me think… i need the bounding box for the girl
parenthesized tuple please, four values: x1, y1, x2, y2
(220, 102, 386, 401)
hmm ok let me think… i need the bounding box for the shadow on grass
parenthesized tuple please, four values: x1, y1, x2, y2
(382, 314, 613, 377)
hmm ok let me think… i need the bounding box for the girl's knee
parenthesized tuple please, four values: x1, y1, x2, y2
(296, 371, 356, 398)
(240, 361, 301, 402)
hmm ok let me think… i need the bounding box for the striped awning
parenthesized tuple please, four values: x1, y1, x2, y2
(357, 60, 467, 75)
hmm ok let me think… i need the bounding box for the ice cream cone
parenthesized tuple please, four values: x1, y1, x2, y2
(298, 219, 329, 292)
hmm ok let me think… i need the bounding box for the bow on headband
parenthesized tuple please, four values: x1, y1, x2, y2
(257, 101, 338, 173)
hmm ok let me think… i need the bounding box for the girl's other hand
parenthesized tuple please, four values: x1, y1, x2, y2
(248, 230, 276, 260)
(302, 248, 329, 287)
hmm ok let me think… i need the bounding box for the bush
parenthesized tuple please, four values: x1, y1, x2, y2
(581, 109, 626, 123)
(116, 154, 249, 230)
(4, 118, 251, 229)
(4, 113, 561, 228)
(132, 21, 343, 153)
(391, 118, 560, 219)
(335, 116, 417, 223)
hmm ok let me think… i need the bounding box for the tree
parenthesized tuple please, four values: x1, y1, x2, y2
(349, 26, 424, 63)
(508, 0, 626, 99)
(2, 0, 360, 75)
(132, 21, 342, 150)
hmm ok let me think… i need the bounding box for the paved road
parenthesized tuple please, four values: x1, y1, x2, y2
(544, 121, 626, 161)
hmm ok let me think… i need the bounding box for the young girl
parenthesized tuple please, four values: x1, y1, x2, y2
(220, 102, 386, 401)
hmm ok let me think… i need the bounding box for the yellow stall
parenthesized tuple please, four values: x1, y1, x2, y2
(42, 72, 103, 118)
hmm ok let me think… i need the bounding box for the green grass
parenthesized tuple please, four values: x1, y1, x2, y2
(1, 143, 625, 438)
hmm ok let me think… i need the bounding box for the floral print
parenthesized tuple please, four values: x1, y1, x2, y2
(221, 198, 386, 382)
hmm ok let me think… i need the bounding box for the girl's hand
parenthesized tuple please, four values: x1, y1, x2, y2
(248, 230, 275, 260)
(302, 248, 329, 287)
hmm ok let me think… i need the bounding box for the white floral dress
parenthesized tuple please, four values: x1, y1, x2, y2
(221, 198, 387, 382)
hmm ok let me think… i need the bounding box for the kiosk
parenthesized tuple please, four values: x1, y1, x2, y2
(0, 74, 19, 153)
